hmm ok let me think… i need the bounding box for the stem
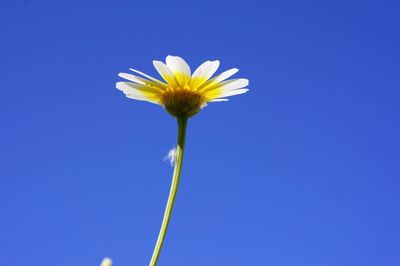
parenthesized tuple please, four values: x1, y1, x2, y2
(149, 115, 188, 266)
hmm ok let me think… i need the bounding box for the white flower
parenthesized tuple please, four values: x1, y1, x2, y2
(116, 56, 249, 117)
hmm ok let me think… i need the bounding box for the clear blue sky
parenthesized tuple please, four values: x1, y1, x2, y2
(1, 0, 399, 265)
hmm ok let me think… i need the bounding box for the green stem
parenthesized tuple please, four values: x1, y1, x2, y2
(149, 115, 188, 266)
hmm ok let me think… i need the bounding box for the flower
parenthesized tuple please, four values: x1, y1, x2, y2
(116, 56, 249, 117)
(114, 55, 249, 265)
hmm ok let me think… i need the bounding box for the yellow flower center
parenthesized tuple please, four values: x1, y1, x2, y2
(160, 87, 206, 117)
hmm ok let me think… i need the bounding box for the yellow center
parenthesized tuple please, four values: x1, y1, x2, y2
(160, 87, 206, 117)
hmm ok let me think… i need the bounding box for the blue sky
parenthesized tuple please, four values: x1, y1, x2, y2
(1, 0, 399, 265)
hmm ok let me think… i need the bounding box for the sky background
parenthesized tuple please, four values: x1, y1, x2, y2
(1, 0, 399, 265)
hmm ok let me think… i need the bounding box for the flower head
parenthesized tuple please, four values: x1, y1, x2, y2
(116, 56, 249, 117)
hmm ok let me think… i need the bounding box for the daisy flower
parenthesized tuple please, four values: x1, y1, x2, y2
(116, 56, 249, 117)
(114, 56, 249, 266)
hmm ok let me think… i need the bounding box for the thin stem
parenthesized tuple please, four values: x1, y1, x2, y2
(149, 115, 188, 266)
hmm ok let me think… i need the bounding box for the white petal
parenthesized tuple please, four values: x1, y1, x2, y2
(126, 94, 160, 104)
(153, 60, 177, 86)
(191, 60, 220, 80)
(118, 73, 164, 91)
(199, 68, 239, 90)
(204, 78, 249, 93)
(216, 88, 249, 98)
(119, 73, 143, 83)
(210, 98, 229, 102)
(116, 82, 145, 96)
(190, 60, 220, 89)
(116, 81, 158, 93)
(220, 78, 249, 91)
(116, 82, 160, 104)
(129, 68, 168, 87)
(210, 68, 239, 84)
(166, 55, 191, 85)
